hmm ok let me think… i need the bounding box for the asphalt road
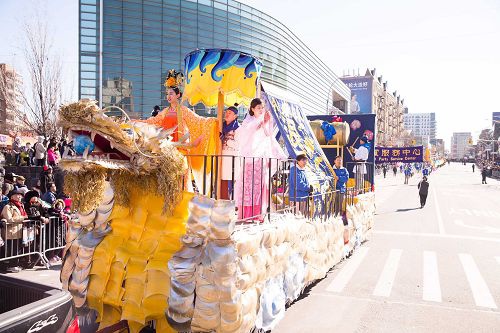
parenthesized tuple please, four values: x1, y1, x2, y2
(274, 163, 500, 333)
(2, 163, 499, 332)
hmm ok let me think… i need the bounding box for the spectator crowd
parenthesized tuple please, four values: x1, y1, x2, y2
(0, 135, 73, 273)
(2, 136, 75, 167)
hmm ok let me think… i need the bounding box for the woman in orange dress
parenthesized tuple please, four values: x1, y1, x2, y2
(144, 70, 218, 191)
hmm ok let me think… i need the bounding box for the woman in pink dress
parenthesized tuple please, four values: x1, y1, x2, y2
(235, 98, 287, 221)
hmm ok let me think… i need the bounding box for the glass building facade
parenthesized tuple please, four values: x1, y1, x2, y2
(79, 0, 350, 118)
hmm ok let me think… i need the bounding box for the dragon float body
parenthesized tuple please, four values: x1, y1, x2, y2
(59, 100, 375, 333)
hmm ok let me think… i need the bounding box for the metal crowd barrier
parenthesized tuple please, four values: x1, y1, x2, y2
(43, 216, 67, 263)
(0, 216, 66, 270)
(346, 161, 374, 195)
(185, 154, 356, 224)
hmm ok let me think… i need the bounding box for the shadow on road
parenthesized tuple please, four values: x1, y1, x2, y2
(395, 207, 421, 212)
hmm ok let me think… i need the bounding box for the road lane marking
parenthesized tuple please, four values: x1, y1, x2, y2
(422, 251, 442, 302)
(454, 219, 500, 234)
(310, 292, 500, 315)
(449, 208, 500, 218)
(326, 247, 370, 293)
(432, 187, 445, 234)
(372, 230, 500, 243)
(459, 253, 497, 309)
(373, 249, 402, 297)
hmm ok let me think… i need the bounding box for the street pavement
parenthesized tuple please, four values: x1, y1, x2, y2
(274, 163, 500, 333)
(1, 163, 499, 332)
(3, 263, 62, 289)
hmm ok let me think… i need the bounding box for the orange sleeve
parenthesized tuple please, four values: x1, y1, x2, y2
(181, 106, 219, 171)
(143, 109, 168, 127)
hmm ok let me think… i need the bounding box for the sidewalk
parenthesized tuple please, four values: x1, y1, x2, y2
(0, 264, 61, 288)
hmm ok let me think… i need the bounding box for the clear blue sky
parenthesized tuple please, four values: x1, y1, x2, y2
(1, 0, 499, 147)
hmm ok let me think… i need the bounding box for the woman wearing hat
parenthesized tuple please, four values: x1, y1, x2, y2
(39, 165, 54, 195)
(144, 69, 218, 191)
(14, 175, 29, 195)
(220, 104, 240, 199)
(24, 190, 49, 225)
(0, 189, 28, 273)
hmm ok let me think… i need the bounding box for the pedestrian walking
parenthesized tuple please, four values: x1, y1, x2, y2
(404, 166, 411, 184)
(472, 164, 475, 173)
(418, 176, 429, 208)
(392, 165, 397, 177)
(382, 165, 387, 178)
(481, 167, 487, 184)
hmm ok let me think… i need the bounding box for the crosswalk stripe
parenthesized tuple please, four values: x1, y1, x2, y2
(422, 251, 442, 302)
(326, 247, 370, 292)
(373, 249, 402, 297)
(459, 253, 497, 309)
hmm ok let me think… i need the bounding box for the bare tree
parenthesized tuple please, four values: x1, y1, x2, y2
(18, 16, 62, 139)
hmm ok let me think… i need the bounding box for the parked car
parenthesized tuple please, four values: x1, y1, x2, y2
(0, 275, 82, 333)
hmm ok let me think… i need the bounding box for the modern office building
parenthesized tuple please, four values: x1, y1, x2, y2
(79, 0, 350, 119)
(451, 132, 472, 160)
(403, 112, 436, 147)
(341, 69, 405, 146)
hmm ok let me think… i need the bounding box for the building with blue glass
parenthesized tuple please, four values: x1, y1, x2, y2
(79, 0, 350, 118)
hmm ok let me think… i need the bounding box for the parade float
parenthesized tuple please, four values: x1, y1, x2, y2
(60, 49, 375, 333)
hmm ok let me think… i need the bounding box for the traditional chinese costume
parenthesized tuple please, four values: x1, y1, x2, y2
(234, 111, 287, 220)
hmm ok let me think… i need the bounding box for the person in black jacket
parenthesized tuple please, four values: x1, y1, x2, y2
(481, 167, 487, 184)
(418, 176, 429, 208)
(24, 190, 49, 224)
(39, 166, 54, 194)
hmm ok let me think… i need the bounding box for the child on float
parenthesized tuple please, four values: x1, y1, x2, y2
(288, 154, 311, 216)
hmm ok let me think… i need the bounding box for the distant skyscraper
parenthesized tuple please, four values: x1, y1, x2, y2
(403, 113, 436, 146)
(451, 132, 472, 160)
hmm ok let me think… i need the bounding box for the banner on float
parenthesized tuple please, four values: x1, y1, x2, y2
(261, 87, 333, 194)
(375, 146, 424, 163)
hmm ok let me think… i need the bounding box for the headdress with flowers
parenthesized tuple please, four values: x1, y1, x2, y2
(164, 69, 184, 90)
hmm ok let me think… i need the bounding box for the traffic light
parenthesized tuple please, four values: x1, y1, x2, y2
(468, 137, 473, 145)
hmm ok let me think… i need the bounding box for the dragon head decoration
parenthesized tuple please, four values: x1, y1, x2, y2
(59, 99, 187, 214)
